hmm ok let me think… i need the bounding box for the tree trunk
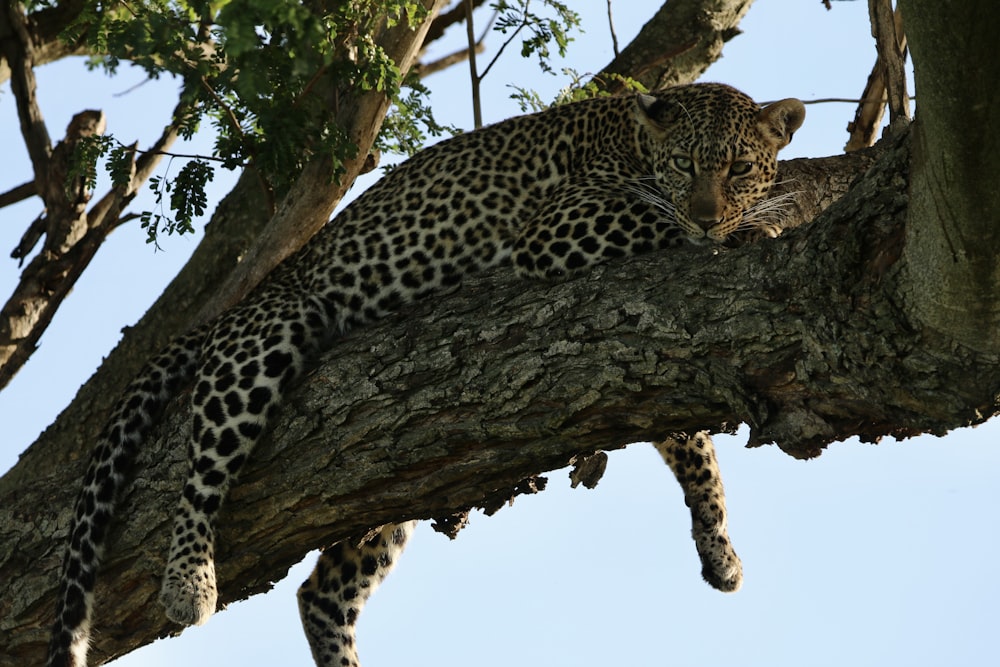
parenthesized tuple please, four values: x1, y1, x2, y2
(898, 0, 1000, 353)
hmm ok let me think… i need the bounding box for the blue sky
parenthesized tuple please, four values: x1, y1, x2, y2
(1, 2, 997, 666)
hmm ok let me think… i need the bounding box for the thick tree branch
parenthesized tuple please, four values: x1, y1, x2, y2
(598, 0, 755, 92)
(1, 146, 939, 665)
(0, 0, 54, 189)
(0, 0, 89, 86)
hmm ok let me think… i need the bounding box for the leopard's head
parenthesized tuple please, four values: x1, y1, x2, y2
(634, 83, 805, 243)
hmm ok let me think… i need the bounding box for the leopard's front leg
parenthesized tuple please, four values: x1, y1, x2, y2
(654, 432, 743, 592)
(159, 293, 319, 626)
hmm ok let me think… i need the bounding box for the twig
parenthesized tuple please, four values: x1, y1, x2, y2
(198, 75, 244, 141)
(465, 0, 482, 128)
(606, 0, 619, 58)
(795, 96, 914, 106)
(477, 3, 528, 82)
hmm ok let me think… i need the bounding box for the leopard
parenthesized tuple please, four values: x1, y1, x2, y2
(47, 82, 804, 667)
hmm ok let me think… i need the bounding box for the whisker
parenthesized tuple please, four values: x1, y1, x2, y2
(739, 189, 802, 236)
(623, 178, 678, 217)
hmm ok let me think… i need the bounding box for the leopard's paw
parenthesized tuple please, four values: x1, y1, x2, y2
(159, 560, 218, 626)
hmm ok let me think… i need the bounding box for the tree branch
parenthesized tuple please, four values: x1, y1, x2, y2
(845, 1, 908, 151)
(869, 0, 909, 123)
(422, 0, 489, 46)
(0, 0, 89, 86)
(1, 147, 937, 665)
(597, 0, 756, 92)
(0, 0, 54, 190)
(0, 96, 191, 391)
(0, 179, 36, 209)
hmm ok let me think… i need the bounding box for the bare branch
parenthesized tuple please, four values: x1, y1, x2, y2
(0, 180, 35, 209)
(0, 0, 53, 191)
(597, 0, 756, 92)
(422, 0, 489, 45)
(606, 0, 620, 58)
(845, 2, 907, 151)
(0, 96, 191, 391)
(869, 0, 909, 122)
(416, 39, 486, 77)
(465, 0, 483, 127)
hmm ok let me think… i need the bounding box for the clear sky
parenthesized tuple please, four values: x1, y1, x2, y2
(2, 2, 997, 667)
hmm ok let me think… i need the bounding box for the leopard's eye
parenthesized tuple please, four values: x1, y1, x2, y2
(671, 155, 694, 174)
(729, 160, 754, 176)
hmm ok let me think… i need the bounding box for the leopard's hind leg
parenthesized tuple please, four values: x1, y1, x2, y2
(298, 522, 416, 667)
(654, 432, 742, 592)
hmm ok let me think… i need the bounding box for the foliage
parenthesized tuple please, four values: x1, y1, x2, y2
(141, 158, 214, 247)
(509, 68, 648, 112)
(58, 0, 586, 244)
(492, 0, 579, 74)
(67, 134, 115, 194)
(377, 77, 460, 158)
(54, 0, 424, 243)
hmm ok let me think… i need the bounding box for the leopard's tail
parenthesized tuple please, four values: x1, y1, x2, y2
(47, 327, 208, 667)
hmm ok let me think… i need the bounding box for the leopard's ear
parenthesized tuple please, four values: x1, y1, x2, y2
(757, 98, 806, 149)
(635, 93, 683, 140)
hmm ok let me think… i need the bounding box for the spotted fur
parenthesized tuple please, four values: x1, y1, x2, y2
(48, 83, 804, 666)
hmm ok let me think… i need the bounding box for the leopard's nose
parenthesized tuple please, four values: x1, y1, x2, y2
(692, 213, 723, 232)
(690, 191, 724, 231)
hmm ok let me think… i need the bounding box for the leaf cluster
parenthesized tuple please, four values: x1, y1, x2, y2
(492, 0, 579, 74)
(60, 0, 431, 243)
(509, 68, 647, 113)
(56, 0, 591, 244)
(141, 158, 214, 247)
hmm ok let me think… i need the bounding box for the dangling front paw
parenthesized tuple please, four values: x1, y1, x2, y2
(159, 560, 218, 626)
(698, 533, 743, 593)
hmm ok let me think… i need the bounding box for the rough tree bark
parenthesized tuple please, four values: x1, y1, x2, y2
(0, 146, 887, 665)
